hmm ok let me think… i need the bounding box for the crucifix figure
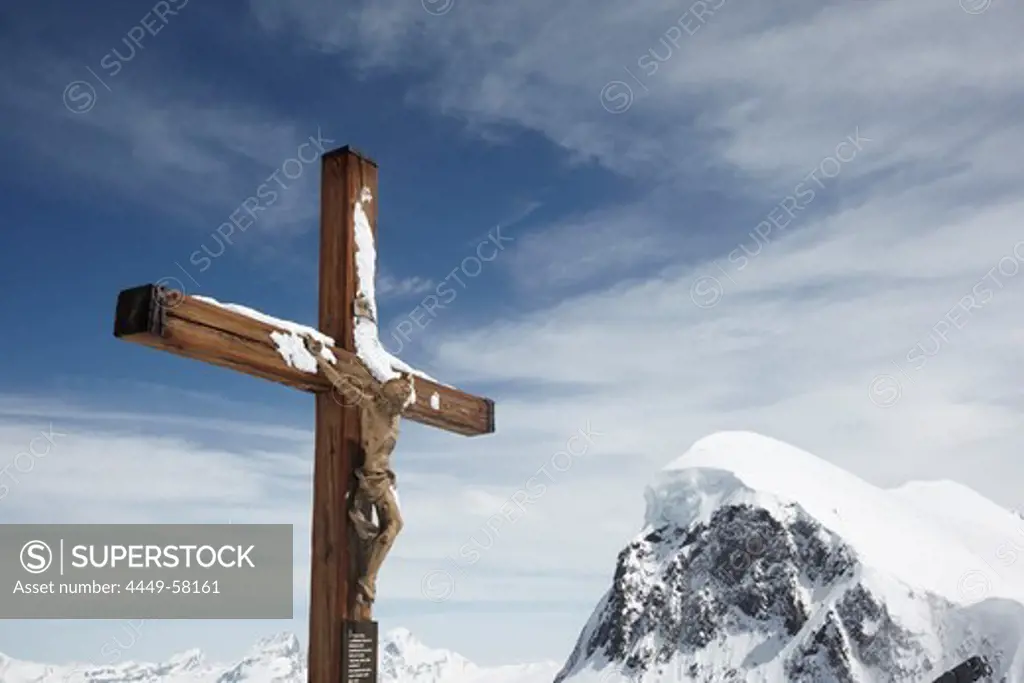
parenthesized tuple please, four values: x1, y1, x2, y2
(112, 147, 495, 683)
(304, 330, 412, 609)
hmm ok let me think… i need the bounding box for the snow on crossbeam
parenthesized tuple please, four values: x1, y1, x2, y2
(112, 284, 493, 436)
(193, 294, 439, 384)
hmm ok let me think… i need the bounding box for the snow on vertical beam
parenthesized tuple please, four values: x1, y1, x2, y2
(351, 187, 438, 385)
(192, 189, 444, 388)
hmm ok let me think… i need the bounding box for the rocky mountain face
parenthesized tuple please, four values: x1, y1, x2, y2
(554, 431, 1024, 683)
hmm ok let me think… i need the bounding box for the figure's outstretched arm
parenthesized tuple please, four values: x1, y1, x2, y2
(303, 337, 373, 402)
(303, 336, 413, 411)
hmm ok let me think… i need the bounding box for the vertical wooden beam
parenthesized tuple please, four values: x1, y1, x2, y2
(309, 147, 378, 683)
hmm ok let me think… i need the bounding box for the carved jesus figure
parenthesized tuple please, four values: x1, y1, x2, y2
(304, 329, 414, 608)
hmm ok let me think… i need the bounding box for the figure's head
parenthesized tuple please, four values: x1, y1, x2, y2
(305, 336, 324, 356)
(381, 373, 414, 409)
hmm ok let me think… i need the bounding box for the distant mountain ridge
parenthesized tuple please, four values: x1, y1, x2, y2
(0, 628, 559, 683)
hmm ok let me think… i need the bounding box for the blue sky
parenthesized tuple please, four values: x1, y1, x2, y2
(2, 0, 1024, 670)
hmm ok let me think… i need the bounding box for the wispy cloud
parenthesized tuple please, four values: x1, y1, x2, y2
(241, 0, 1024, 512)
(253, 0, 1024, 291)
(235, 0, 1024, 553)
(0, 50, 327, 238)
(378, 273, 436, 299)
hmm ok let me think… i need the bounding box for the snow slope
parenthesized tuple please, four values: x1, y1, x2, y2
(556, 431, 1024, 682)
(0, 628, 559, 683)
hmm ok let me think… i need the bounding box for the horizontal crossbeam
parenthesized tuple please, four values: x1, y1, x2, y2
(113, 284, 494, 436)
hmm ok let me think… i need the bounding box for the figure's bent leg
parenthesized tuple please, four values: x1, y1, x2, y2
(356, 485, 404, 604)
(350, 414, 396, 544)
(351, 419, 396, 544)
(348, 485, 379, 541)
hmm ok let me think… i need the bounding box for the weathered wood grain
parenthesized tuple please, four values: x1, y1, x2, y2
(311, 146, 368, 682)
(113, 284, 495, 436)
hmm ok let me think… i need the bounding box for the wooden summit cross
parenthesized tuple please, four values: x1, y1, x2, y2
(111, 147, 494, 683)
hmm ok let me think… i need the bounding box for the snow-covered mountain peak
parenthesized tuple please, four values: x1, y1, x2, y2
(165, 647, 205, 672)
(560, 430, 1024, 682)
(382, 626, 418, 651)
(645, 430, 875, 539)
(379, 627, 477, 681)
(250, 631, 301, 658)
(644, 430, 1024, 606)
